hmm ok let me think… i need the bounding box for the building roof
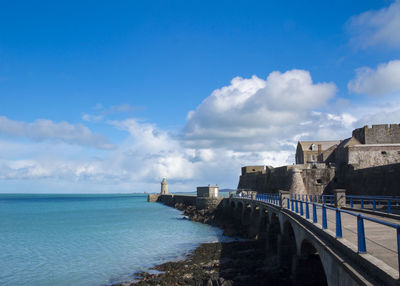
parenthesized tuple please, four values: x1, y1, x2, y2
(337, 137, 360, 149)
(298, 140, 341, 151)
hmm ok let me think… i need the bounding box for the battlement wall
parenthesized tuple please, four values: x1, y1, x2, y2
(241, 166, 266, 175)
(352, 124, 400, 144)
(238, 164, 335, 195)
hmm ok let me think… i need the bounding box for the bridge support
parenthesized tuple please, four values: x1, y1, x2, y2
(279, 190, 290, 208)
(334, 189, 346, 208)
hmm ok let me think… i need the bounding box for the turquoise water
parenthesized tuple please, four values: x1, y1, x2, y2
(0, 194, 229, 286)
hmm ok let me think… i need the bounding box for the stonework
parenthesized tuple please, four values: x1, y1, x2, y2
(238, 164, 335, 195)
(238, 123, 400, 196)
(296, 141, 340, 164)
(160, 178, 168, 194)
(352, 124, 400, 144)
(289, 168, 306, 194)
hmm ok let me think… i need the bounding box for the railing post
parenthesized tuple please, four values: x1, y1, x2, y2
(279, 190, 290, 209)
(397, 226, 400, 275)
(360, 199, 364, 209)
(291, 199, 294, 211)
(350, 197, 354, 208)
(334, 189, 346, 208)
(373, 199, 376, 211)
(300, 201, 304, 216)
(313, 203, 317, 223)
(295, 199, 299, 213)
(357, 215, 367, 253)
(388, 200, 392, 214)
(305, 201, 310, 219)
(336, 209, 342, 238)
(322, 205, 327, 229)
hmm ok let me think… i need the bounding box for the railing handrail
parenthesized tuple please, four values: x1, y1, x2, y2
(232, 192, 400, 275)
(290, 198, 400, 229)
(346, 195, 400, 200)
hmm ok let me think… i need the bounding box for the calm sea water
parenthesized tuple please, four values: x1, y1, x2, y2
(0, 194, 229, 286)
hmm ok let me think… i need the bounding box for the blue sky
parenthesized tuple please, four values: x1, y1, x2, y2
(1, 0, 400, 193)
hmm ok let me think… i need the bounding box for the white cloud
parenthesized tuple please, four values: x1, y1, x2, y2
(3, 69, 400, 193)
(347, 0, 400, 49)
(0, 116, 115, 150)
(183, 69, 337, 151)
(348, 60, 400, 96)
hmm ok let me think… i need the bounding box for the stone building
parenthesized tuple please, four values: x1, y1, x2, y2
(238, 164, 335, 195)
(333, 125, 400, 195)
(237, 166, 267, 193)
(160, 178, 168, 194)
(335, 124, 400, 170)
(238, 124, 400, 196)
(352, 124, 400, 144)
(296, 141, 340, 164)
(197, 185, 219, 198)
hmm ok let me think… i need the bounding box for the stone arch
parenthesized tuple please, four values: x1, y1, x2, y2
(228, 200, 237, 217)
(235, 201, 244, 221)
(257, 207, 269, 239)
(253, 205, 261, 219)
(279, 220, 297, 273)
(242, 203, 253, 226)
(295, 239, 328, 285)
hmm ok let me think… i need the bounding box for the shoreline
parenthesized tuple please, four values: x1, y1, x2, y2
(111, 202, 291, 286)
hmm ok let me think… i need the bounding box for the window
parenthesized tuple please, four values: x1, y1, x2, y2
(312, 155, 316, 161)
(381, 151, 387, 155)
(316, 179, 322, 184)
(310, 144, 316, 151)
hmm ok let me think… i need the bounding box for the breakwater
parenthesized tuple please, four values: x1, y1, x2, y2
(149, 192, 398, 286)
(148, 193, 223, 210)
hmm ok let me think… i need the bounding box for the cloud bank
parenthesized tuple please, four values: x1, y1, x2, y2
(347, 0, 400, 49)
(0, 116, 115, 150)
(184, 70, 339, 151)
(348, 60, 400, 96)
(2, 64, 400, 192)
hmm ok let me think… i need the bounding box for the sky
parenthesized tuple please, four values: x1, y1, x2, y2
(1, 0, 400, 193)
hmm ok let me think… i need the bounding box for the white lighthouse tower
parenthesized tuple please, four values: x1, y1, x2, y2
(160, 178, 168, 195)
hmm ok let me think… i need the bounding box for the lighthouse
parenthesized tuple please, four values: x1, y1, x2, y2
(160, 178, 168, 194)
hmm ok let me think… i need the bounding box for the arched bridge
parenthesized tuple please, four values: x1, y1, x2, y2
(225, 190, 400, 286)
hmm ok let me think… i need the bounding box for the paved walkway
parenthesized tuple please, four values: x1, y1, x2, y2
(302, 204, 399, 271)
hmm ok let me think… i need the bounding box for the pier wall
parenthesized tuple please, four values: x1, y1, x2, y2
(148, 194, 223, 210)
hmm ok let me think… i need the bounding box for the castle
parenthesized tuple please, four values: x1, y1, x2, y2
(238, 124, 400, 196)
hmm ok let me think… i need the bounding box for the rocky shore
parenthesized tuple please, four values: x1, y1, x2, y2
(112, 203, 290, 286)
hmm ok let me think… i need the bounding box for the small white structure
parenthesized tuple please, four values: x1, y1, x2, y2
(197, 184, 219, 198)
(160, 178, 168, 195)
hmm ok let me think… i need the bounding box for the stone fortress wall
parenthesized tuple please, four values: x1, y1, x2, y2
(352, 124, 400, 144)
(238, 163, 335, 195)
(238, 124, 400, 196)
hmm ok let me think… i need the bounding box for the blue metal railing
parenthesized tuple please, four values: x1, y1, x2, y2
(346, 195, 400, 215)
(232, 192, 400, 274)
(290, 193, 335, 205)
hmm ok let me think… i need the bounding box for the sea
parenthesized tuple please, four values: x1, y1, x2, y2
(0, 193, 231, 286)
